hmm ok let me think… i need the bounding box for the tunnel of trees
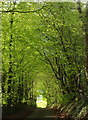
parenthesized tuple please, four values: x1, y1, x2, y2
(1, 1, 88, 119)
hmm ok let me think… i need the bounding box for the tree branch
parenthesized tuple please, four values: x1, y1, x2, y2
(0, 6, 46, 13)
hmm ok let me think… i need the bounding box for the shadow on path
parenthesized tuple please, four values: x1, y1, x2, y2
(26, 108, 58, 119)
(2, 108, 63, 120)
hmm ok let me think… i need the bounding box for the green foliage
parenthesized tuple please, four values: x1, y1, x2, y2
(1, 2, 87, 109)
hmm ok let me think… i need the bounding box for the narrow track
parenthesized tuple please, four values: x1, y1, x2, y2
(26, 108, 58, 120)
(2, 108, 64, 120)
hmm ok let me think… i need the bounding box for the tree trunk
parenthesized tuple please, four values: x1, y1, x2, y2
(7, 12, 14, 106)
(85, 3, 88, 81)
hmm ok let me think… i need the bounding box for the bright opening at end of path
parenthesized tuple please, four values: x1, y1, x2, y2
(36, 95, 47, 108)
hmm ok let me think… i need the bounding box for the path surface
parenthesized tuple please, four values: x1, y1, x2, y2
(26, 108, 58, 120)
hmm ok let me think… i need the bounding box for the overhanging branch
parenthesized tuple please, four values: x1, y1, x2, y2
(0, 5, 46, 13)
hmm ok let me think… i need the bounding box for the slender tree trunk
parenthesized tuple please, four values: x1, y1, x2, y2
(7, 12, 14, 106)
(85, 3, 88, 80)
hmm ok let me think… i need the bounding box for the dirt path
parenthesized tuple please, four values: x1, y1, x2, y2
(2, 108, 61, 120)
(26, 108, 58, 119)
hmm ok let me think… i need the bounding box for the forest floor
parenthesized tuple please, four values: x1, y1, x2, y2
(2, 105, 35, 120)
